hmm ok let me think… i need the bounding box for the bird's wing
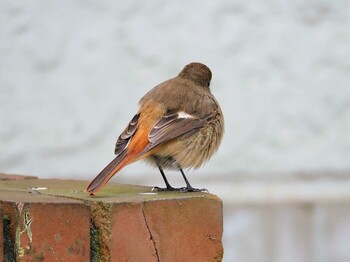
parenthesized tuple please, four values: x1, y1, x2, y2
(114, 113, 140, 155)
(139, 111, 211, 155)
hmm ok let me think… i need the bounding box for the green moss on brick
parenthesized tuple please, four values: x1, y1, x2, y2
(90, 222, 101, 262)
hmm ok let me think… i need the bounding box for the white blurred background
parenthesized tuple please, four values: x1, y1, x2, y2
(1, 1, 350, 261)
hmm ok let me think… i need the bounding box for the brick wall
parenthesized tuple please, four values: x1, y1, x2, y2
(0, 174, 223, 261)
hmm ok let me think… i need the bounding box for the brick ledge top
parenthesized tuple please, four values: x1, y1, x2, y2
(0, 174, 220, 204)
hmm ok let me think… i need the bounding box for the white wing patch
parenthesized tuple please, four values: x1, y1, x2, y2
(178, 111, 195, 119)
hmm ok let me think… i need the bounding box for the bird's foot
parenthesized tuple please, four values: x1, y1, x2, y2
(152, 186, 182, 192)
(179, 187, 209, 193)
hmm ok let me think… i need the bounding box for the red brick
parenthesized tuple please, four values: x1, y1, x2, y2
(110, 202, 159, 262)
(1, 192, 90, 261)
(143, 196, 223, 262)
(108, 194, 223, 262)
(0, 178, 224, 261)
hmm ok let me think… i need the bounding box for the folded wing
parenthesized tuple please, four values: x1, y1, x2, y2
(139, 111, 210, 155)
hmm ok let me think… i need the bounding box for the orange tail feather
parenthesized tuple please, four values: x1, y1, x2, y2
(85, 127, 151, 195)
(85, 151, 131, 195)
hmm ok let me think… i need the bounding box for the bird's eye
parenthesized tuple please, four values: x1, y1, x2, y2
(207, 81, 210, 87)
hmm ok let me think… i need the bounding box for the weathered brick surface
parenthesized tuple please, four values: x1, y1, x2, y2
(96, 194, 224, 262)
(0, 176, 224, 261)
(142, 197, 223, 262)
(0, 190, 90, 261)
(110, 202, 161, 262)
(109, 196, 223, 262)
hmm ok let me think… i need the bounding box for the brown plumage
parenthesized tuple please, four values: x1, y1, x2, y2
(85, 62, 224, 195)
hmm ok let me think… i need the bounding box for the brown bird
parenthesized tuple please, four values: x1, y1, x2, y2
(85, 62, 224, 195)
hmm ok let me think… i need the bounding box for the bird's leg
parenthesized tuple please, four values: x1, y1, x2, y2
(152, 164, 179, 192)
(178, 166, 208, 193)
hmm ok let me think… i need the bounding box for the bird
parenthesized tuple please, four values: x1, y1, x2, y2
(85, 62, 224, 195)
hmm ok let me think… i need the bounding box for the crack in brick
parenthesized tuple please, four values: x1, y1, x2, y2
(141, 204, 160, 262)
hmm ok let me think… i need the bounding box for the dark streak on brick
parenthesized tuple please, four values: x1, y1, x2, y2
(3, 215, 16, 262)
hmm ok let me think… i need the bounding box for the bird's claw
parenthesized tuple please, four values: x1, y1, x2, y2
(152, 186, 182, 192)
(152, 186, 209, 193)
(179, 187, 209, 193)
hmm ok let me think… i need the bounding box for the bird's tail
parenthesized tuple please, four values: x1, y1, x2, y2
(85, 151, 130, 195)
